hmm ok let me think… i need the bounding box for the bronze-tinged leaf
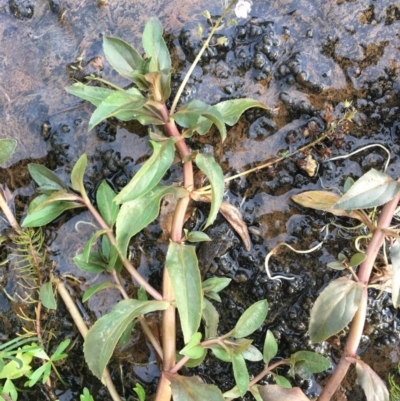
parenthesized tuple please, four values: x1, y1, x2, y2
(292, 191, 370, 225)
(349, 358, 390, 401)
(191, 193, 251, 251)
(167, 373, 225, 401)
(258, 384, 309, 401)
(219, 202, 251, 251)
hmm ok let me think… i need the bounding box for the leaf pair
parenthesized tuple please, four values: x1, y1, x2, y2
(66, 19, 171, 130)
(173, 98, 268, 141)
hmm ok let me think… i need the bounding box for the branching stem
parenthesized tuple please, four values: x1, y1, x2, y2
(318, 192, 400, 401)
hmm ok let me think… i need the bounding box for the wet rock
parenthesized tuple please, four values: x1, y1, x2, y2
(9, 0, 35, 18)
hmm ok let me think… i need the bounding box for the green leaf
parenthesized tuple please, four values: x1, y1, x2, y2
(242, 344, 263, 362)
(83, 229, 109, 263)
(71, 154, 87, 195)
(0, 139, 17, 165)
(390, 241, 400, 308)
(173, 110, 200, 127)
(349, 252, 366, 267)
(26, 361, 51, 386)
(133, 383, 146, 401)
(30, 190, 80, 212)
(28, 164, 69, 192)
(114, 139, 175, 204)
(116, 185, 187, 257)
(84, 299, 169, 379)
(65, 83, 114, 107)
(73, 252, 107, 273)
(3, 379, 18, 401)
(168, 374, 225, 401)
(309, 277, 364, 343)
(274, 375, 292, 388)
(192, 99, 268, 136)
(82, 282, 119, 302)
(103, 37, 145, 80)
(232, 300, 268, 338)
(80, 387, 95, 401)
(195, 153, 224, 228)
(96, 181, 119, 226)
(258, 385, 309, 401)
(263, 330, 278, 365)
(202, 277, 231, 293)
(223, 386, 242, 398)
(210, 345, 231, 362)
(232, 352, 249, 396)
(50, 339, 70, 361)
(327, 260, 346, 270)
(39, 282, 56, 310)
(354, 359, 389, 401)
(202, 298, 219, 339)
(22, 197, 83, 227)
(179, 100, 226, 141)
(290, 351, 331, 375)
(186, 231, 211, 243)
(88, 89, 147, 131)
(214, 98, 268, 126)
(249, 386, 264, 401)
(166, 242, 203, 344)
(179, 333, 205, 359)
(334, 169, 400, 210)
(131, 103, 166, 125)
(142, 18, 171, 73)
(343, 176, 355, 193)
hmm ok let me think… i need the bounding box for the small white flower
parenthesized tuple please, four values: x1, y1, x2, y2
(235, 0, 251, 19)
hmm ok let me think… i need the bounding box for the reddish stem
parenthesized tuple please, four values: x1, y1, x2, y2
(318, 193, 400, 401)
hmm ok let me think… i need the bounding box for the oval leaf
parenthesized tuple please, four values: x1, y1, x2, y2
(353, 359, 389, 401)
(232, 300, 268, 338)
(232, 352, 249, 396)
(349, 252, 366, 268)
(309, 277, 364, 343)
(242, 344, 263, 362)
(84, 299, 169, 379)
(82, 282, 119, 303)
(96, 181, 119, 226)
(195, 153, 224, 228)
(88, 89, 147, 131)
(39, 282, 57, 310)
(258, 385, 309, 401)
(116, 185, 187, 257)
(202, 298, 219, 339)
(114, 139, 175, 204)
(142, 18, 171, 72)
(103, 37, 145, 80)
(166, 242, 203, 344)
(65, 83, 114, 107)
(186, 231, 211, 243)
(263, 330, 278, 365)
(292, 191, 368, 224)
(71, 154, 87, 195)
(214, 98, 269, 126)
(334, 169, 400, 210)
(167, 374, 225, 401)
(22, 200, 83, 227)
(0, 139, 17, 164)
(290, 351, 331, 373)
(390, 240, 400, 308)
(28, 164, 69, 192)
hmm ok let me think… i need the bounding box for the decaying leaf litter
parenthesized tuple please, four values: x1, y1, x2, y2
(0, 0, 400, 400)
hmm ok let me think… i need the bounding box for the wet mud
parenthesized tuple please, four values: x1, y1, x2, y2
(0, 0, 400, 400)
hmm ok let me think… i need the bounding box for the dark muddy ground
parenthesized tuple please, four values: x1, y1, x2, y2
(0, 0, 400, 400)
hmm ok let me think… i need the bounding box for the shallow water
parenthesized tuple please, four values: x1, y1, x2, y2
(0, 0, 400, 400)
